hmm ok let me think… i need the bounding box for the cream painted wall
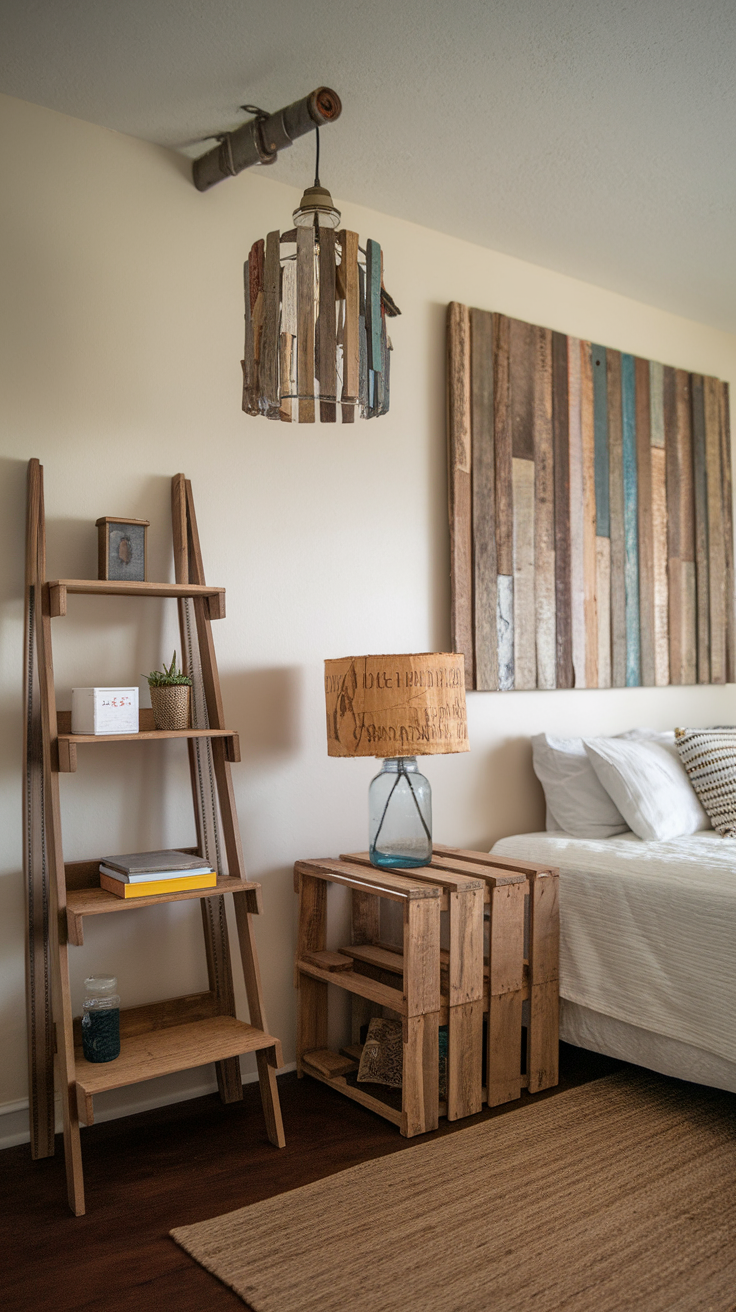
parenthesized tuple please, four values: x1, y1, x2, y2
(1, 92, 735, 1144)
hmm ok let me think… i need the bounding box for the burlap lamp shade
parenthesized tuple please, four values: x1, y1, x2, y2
(324, 653, 469, 869)
(324, 652, 468, 759)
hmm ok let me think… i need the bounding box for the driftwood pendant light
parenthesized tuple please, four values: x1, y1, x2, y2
(241, 132, 400, 423)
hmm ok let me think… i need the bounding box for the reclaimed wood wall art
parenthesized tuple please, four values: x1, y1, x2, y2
(242, 229, 399, 423)
(447, 303, 735, 691)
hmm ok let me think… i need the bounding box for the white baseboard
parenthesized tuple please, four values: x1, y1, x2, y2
(0, 1062, 297, 1152)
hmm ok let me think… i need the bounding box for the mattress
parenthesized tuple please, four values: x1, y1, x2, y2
(491, 831, 736, 1071)
(561, 1001, 736, 1093)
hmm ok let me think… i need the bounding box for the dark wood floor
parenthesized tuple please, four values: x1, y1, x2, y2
(0, 1044, 626, 1312)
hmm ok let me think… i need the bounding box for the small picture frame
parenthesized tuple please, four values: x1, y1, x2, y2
(96, 517, 149, 582)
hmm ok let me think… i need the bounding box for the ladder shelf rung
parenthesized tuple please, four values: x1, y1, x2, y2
(74, 1016, 282, 1124)
(66, 877, 261, 945)
(46, 579, 226, 619)
(55, 724, 240, 772)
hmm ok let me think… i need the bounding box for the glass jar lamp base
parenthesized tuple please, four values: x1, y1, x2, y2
(368, 757, 432, 870)
(369, 848, 431, 870)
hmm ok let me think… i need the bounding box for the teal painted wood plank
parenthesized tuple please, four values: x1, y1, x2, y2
(359, 266, 369, 415)
(366, 240, 382, 373)
(592, 345, 610, 537)
(621, 353, 641, 685)
(378, 316, 389, 416)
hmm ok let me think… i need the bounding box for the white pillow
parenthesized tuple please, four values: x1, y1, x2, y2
(545, 804, 563, 833)
(532, 735, 629, 839)
(583, 736, 710, 841)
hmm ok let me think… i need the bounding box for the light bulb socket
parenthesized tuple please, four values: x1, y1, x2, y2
(293, 185, 341, 229)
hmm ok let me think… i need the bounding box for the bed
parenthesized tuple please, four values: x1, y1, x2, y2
(491, 830, 736, 1094)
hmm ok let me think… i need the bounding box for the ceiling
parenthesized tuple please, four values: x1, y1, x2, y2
(2, 0, 735, 333)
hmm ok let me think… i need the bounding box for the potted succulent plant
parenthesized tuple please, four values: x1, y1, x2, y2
(145, 651, 192, 730)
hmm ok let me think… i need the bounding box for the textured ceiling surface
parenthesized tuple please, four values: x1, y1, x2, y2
(2, 0, 735, 332)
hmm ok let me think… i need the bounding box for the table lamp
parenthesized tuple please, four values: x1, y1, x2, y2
(324, 653, 469, 869)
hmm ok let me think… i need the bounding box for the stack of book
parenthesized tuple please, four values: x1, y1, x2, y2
(99, 850, 217, 899)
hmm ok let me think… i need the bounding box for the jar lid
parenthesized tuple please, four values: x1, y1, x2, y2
(84, 976, 117, 993)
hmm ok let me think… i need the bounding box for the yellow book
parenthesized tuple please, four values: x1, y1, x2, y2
(100, 872, 217, 899)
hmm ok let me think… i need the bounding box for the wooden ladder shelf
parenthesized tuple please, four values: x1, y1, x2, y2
(23, 460, 285, 1215)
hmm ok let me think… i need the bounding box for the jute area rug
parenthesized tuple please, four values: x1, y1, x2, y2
(171, 1071, 736, 1312)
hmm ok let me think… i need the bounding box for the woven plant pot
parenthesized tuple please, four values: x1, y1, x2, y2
(150, 684, 190, 730)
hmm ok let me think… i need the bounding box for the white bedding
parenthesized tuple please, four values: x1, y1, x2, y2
(491, 831, 736, 1070)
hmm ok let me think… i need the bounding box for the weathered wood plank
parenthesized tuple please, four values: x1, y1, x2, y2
(242, 259, 258, 417)
(509, 318, 535, 460)
(676, 369, 696, 683)
(493, 314, 513, 579)
(497, 574, 514, 690)
(279, 332, 294, 422)
(705, 374, 726, 684)
(374, 247, 387, 417)
(341, 231, 359, 420)
(249, 239, 264, 313)
(358, 266, 368, 418)
(512, 457, 536, 689)
(651, 444, 670, 685)
(676, 371, 696, 562)
(261, 230, 281, 420)
(607, 349, 626, 687)
(553, 331, 572, 688)
(366, 240, 382, 375)
(378, 312, 389, 417)
(250, 241, 265, 412)
(447, 303, 474, 689)
(596, 536, 612, 687)
(296, 227, 315, 424)
(486, 881, 524, 1106)
(650, 363, 669, 684)
(690, 375, 710, 683)
(664, 365, 683, 682)
(534, 326, 556, 690)
(580, 341, 598, 688)
(470, 308, 498, 690)
(621, 353, 640, 686)
(526, 872, 560, 1093)
(649, 361, 665, 447)
(568, 337, 586, 687)
(671, 364, 692, 682)
(720, 382, 736, 682)
(682, 560, 696, 686)
(592, 345, 610, 536)
(318, 228, 337, 422)
(279, 258, 297, 422)
(635, 356, 654, 686)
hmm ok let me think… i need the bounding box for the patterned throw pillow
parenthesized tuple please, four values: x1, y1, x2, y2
(675, 728, 736, 837)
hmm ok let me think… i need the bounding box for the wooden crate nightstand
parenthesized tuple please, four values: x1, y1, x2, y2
(294, 846, 559, 1137)
(432, 846, 560, 1105)
(294, 857, 444, 1137)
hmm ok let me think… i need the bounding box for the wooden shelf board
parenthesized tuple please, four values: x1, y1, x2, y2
(75, 1016, 277, 1102)
(55, 718, 240, 772)
(66, 877, 260, 945)
(301, 1062, 403, 1127)
(47, 579, 225, 599)
(58, 727, 235, 746)
(296, 958, 408, 1014)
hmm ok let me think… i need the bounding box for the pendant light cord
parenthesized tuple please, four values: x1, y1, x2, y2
(314, 126, 320, 187)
